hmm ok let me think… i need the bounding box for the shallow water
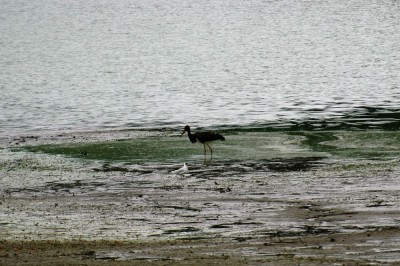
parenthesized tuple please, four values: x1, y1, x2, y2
(1, 0, 400, 133)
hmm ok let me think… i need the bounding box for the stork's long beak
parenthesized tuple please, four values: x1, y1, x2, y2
(180, 129, 186, 137)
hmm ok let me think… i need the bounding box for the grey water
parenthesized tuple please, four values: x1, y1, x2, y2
(1, 0, 400, 134)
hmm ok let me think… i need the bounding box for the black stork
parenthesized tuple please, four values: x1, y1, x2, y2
(180, 125, 225, 161)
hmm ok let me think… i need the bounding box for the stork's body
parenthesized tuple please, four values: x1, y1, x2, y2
(181, 125, 225, 161)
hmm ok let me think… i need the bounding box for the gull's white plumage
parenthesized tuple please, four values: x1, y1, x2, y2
(171, 163, 188, 175)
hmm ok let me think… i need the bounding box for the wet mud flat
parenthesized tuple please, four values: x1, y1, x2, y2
(1, 130, 400, 265)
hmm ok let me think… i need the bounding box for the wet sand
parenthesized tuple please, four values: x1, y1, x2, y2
(1, 130, 400, 265)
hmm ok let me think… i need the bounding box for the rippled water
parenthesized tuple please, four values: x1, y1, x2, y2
(1, 0, 400, 133)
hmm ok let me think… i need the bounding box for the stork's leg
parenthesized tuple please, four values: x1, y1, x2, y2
(203, 144, 207, 164)
(206, 143, 213, 160)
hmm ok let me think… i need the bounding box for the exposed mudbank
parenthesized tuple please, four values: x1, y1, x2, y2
(1, 129, 400, 264)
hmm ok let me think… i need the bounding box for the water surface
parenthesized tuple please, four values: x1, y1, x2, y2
(1, 0, 400, 133)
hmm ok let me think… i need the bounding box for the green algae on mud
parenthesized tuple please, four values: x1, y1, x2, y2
(293, 131, 400, 159)
(20, 130, 400, 163)
(21, 132, 313, 163)
(22, 135, 194, 163)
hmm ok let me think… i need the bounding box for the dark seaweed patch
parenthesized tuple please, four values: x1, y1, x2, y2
(210, 224, 231, 229)
(92, 164, 153, 174)
(270, 225, 336, 238)
(163, 227, 201, 235)
(303, 225, 333, 235)
(266, 157, 325, 172)
(157, 205, 201, 212)
(4, 180, 106, 196)
(189, 158, 325, 178)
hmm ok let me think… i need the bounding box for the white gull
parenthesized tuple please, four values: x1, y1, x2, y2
(171, 163, 188, 175)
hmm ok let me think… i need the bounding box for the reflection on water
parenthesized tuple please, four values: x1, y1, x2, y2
(1, 0, 400, 133)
